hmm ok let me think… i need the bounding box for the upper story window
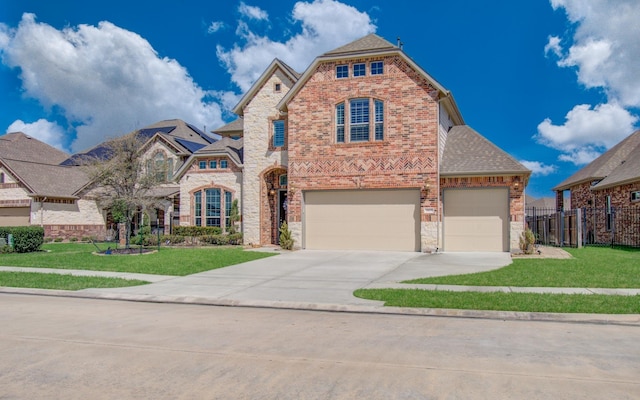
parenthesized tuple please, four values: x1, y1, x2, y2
(148, 152, 173, 182)
(220, 160, 228, 169)
(273, 120, 285, 147)
(370, 61, 383, 75)
(353, 63, 366, 77)
(0, 172, 4, 184)
(209, 160, 217, 169)
(336, 64, 349, 78)
(199, 161, 207, 169)
(350, 98, 370, 142)
(274, 83, 281, 92)
(631, 190, 640, 202)
(335, 98, 385, 144)
(336, 103, 345, 143)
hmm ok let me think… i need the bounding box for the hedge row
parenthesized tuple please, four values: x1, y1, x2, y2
(0, 226, 44, 253)
(172, 226, 223, 236)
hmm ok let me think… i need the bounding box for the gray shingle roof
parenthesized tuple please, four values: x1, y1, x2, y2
(212, 118, 243, 135)
(0, 132, 69, 165)
(554, 130, 640, 191)
(2, 158, 89, 198)
(441, 125, 530, 175)
(194, 137, 244, 165)
(322, 33, 397, 56)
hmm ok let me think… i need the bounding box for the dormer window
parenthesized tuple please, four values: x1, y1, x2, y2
(274, 83, 281, 92)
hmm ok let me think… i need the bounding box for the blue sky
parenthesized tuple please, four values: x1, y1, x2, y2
(1, 0, 639, 198)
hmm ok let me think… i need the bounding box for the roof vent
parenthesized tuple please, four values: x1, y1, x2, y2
(396, 37, 404, 50)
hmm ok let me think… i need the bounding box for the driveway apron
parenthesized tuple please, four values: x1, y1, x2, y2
(84, 250, 512, 306)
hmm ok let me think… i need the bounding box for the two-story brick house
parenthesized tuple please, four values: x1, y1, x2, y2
(225, 34, 530, 252)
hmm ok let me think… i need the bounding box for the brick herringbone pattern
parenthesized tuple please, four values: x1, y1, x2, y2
(290, 155, 435, 176)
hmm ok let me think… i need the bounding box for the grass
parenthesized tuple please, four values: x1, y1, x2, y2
(355, 247, 640, 314)
(0, 271, 148, 291)
(354, 289, 640, 314)
(1, 243, 277, 276)
(404, 247, 640, 288)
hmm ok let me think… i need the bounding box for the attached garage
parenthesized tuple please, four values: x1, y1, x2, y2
(443, 188, 509, 252)
(0, 207, 30, 226)
(304, 189, 420, 251)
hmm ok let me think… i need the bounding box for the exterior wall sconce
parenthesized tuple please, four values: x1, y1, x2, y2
(424, 181, 431, 192)
(267, 183, 276, 196)
(513, 176, 520, 189)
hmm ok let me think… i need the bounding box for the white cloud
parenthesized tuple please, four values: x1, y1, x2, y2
(217, 0, 376, 92)
(519, 160, 557, 176)
(535, 103, 638, 164)
(238, 2, 269, 21)
(549, 0, 640, 107)
(0, 13, 224, 153)
(539, 0, 640, 165)
(6, 119, 67, 151)
(544, 35, 562, 57)
(207, 21, 225, 34)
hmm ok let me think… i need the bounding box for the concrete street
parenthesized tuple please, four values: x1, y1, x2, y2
(1, 294, 638, 399)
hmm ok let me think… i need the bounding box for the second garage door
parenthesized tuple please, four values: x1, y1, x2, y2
(0, 207, 30, 227)
(443, 188, 509, 252)
(304, 189, 420, 252)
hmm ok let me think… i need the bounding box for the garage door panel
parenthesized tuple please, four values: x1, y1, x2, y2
(304, 190, 419, 252)
(0, 207, 30, 226)
(444, 189, 509, 252)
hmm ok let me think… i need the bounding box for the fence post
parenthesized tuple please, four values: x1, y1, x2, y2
(575, 208, 583, 248)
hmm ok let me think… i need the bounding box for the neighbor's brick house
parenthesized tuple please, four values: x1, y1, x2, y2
(554, 130, 640, 245)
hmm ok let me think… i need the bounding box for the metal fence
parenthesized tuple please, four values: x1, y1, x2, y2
(525, 206, 640, 248)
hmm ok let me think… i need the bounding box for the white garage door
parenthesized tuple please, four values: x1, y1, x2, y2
(0, 207, 30, 226)
(444, 188, 509, 252)
(304, 189, 420, 252)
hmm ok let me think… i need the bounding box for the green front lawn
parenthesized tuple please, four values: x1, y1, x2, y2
(1, 243, 277, 276)
(0, 271, 148, 291)
(404, 247, 640, 288)
(355, 247, 640, 314)
(354, 289, 640, 314)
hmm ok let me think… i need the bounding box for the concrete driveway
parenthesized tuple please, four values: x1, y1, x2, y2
(86, 250, 512, 306)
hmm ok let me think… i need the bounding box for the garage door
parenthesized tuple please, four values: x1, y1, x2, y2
(304, 189, 420, 251)
(0, 207, 30, 226)
(443, 188, 509, 252)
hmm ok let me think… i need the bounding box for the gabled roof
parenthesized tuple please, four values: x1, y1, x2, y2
(322, 33, 397, 56)
(212, 118, 244, 137)
(173, 138, 244, 180)
(276, 34, 464, 125)
(0, 132, 69, 165)
(1, 158, 88, 198)
(232, 59, 300, 116)
(553, 130, 640, 191)
(441, 125, 530, 176)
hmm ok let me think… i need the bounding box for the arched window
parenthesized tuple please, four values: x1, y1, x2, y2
(148, 152, 173, 182)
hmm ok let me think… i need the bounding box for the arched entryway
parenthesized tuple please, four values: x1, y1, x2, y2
(260, 167, 288, 245)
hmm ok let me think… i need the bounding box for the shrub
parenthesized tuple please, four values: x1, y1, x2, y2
(0, 226, 44, 253)
(173, 226, 222, 237)
(279, 221, 294, 250)
(54, 237, 64, 242)
(160, 234, 185, 245)
(519, 228, 536, 254)
(69, 237, 78, 242)
(0, 244, 14, 254)
(228, 232, 243, 245)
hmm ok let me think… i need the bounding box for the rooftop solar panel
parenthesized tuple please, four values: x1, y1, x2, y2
(137, 126, 176, 140)
(175, 138, 207, 153)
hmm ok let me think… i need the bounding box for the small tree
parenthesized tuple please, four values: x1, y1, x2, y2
(279, 221, 294, 250)
(84, 133, 163, 247)
(519, 228, 536, 254)
(227, 199, 240, 234)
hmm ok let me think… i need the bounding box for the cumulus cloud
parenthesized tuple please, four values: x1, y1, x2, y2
(6, 119, 67, 151)
(519, 160, 557, 176)
(539, 0, 640, 164)
(1, 13, 224, 152)
(536, 103, 638, 164)
(207, 21, 225, 34)
(217, 0, 376, 92)
(238, 2, 269, 21)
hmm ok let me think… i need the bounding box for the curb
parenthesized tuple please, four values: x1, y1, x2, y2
(1, 287, 639, 327)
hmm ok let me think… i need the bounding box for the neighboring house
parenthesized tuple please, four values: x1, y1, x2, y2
(525, 195, 557, 215)
(1, 34, 531, 252)
(553, 129, 640, 246)
(0, 119, 215, 239)
(211, 34, 530, 252)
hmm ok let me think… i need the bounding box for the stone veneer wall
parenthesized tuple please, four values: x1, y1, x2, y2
(242, 68, 294, 245)
(178, 161, 242, 227)
(285, 55, 440, 251)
